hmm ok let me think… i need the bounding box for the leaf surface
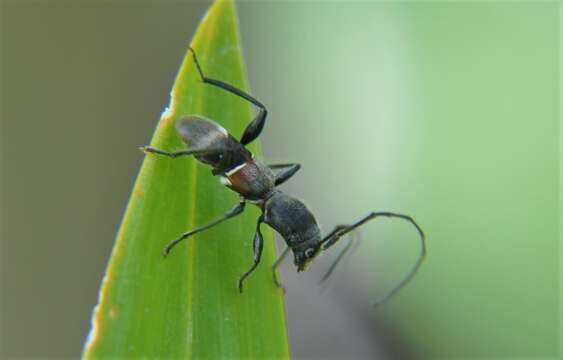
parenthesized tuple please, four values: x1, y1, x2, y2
(83, 1, 289, 357)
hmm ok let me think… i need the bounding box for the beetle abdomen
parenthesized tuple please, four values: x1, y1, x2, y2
(176, 116, 251, 171)
(176, 116, 229, 150)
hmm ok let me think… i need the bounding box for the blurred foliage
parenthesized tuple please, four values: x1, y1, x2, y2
(240, 2, 559, 358)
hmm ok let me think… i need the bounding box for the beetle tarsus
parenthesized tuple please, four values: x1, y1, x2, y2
(273, 275, 286, 294)
(163, 246, 171, 258)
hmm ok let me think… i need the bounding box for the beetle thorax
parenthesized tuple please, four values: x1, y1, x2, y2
(220, 158, 275, 201)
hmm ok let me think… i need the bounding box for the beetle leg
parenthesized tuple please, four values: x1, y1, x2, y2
(140, 146, 225, 159)
(163, 200, 246, 256)
(238, 215, 265, 293)
(188, 47, 268, 146)
(268, 163, 302, 186)
(318, 231, 358, 285)
(271, 246, 290, 291)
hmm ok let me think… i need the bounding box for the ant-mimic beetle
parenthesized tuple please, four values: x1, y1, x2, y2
(141, 47, 426, 306)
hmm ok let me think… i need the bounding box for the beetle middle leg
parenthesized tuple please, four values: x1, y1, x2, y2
(238, 215, 265, 293)
(188, 47, 267, 146)
(268, 163, 301, 186)
(163, 199, 246, 257)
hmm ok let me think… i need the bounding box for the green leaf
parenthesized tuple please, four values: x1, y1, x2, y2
(82, 0, 290, 358)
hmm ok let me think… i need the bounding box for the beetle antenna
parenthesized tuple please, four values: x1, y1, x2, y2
(320, 212, 426, 307)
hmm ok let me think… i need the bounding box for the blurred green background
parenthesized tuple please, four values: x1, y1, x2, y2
(1, 1, 560, 359)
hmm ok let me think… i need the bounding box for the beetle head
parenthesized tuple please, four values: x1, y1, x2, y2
(294, 245, 321, 272)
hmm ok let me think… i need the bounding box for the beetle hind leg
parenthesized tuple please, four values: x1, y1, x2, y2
(188, 47, 268, 146)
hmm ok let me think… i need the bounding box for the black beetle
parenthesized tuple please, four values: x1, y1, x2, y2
(141, 48, 425, 306)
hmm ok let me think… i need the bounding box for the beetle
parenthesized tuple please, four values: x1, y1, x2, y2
(141, 48, 426, 306)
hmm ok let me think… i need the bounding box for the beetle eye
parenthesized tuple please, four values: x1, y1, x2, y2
(305, 248, 315, 258)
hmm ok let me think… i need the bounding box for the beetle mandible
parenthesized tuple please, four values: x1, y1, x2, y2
(141, 48, 426, 306)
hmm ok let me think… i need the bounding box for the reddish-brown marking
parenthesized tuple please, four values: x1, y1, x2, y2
(227, 159, 256, 197)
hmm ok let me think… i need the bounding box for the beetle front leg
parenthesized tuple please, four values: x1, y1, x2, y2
(271, 246, 290, 291)
(318, 232, 357, 284)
